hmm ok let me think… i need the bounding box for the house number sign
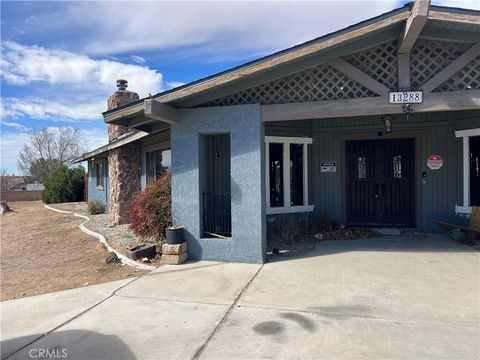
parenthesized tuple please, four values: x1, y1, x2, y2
(389, 91, 423, 104)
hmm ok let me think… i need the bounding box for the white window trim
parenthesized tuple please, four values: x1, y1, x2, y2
(455, 128, 480, 214)
(95, 160, 104, 190)
(265, 136, 314, 215)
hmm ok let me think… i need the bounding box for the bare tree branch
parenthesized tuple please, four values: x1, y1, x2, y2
(17, 127, 84, 182)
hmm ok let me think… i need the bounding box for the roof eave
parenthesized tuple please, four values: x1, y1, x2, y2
(102, 3, 480, 122)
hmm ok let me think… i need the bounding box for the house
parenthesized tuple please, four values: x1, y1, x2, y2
(81, 0, 480, 263)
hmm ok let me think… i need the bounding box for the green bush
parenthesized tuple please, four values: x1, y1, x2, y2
(43, 165, 85, 204)
(87, 200, 106, 215)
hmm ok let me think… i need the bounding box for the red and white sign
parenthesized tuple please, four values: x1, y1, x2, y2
(427, 155, 444, 170)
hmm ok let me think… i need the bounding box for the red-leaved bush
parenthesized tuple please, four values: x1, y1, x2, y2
(129, 171, 172, 238)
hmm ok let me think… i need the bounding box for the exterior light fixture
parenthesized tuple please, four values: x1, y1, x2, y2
(383, 115, 393, 134)
(402, 103, 412, 113)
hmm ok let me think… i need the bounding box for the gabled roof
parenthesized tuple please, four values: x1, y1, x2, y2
(71, 131, 148, 164)
(103, 2, 480, 124)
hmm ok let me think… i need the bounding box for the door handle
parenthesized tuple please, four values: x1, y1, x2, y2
(374, 183, 379, 199)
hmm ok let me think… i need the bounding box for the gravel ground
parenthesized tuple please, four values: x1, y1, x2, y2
(49, 202, 161, 266)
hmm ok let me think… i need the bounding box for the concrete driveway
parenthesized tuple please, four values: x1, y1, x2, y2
(2, 235, 479, 359)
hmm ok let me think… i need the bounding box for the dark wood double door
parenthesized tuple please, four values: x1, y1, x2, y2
(346, 138, 415, 226)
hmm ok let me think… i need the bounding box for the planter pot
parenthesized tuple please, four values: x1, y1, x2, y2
(166, 226, 184, 245)
(126, 243, 157, 261)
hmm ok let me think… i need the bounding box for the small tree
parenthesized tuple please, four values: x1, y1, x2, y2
(43, 165, 85, 204)
(18, 127, 84, 182)
(129, 172, 172, 239)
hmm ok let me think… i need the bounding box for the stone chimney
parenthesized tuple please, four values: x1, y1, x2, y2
(107, 79, 141, 225)
(107, 79, 140, 142)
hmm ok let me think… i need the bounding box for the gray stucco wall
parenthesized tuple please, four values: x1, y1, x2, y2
(266, 109, 480, 232)
(171, 105, 266, 263)
(88, 158, 109, 206)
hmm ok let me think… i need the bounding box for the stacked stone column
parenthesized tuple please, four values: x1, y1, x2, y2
(162, 242, 188, 264)
(107, 80, 141, 225)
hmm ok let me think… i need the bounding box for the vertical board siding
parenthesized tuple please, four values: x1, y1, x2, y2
(266, 109, 480, 231)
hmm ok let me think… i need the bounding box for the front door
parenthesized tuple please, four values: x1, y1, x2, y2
(346, 138, 415, 226)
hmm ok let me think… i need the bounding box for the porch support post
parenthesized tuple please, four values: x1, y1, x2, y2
(398, 0, 430, 54)
(397, 53, 411, 90)
(462, 136, 470, 210)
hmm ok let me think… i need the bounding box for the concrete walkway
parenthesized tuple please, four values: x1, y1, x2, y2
(1, 235, 479, 359)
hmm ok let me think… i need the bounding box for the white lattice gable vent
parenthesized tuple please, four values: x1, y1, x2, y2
(202, 63, 377, 107)
(342, 40, 398, 90)
(435, 55, 480, 92)
(410, 39, 473, 90)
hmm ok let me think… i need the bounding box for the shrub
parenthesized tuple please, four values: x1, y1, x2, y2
(129, 171, 172, 238)
(274, 214, 299, 245)
(43, 165, 85, 204)
(87, 200, 106, 215)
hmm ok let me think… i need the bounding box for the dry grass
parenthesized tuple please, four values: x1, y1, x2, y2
(0, 201, 144, 301)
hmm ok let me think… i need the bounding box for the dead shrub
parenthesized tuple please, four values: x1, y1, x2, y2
(274, 214, 299, 245)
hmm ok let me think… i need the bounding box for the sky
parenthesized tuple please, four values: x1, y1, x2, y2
(1, 0, 479, 174)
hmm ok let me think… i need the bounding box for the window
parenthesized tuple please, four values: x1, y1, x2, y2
(455, 128, 480, 214)
(95, 161, 104, 189)
(357, 157, 367, 179)
(393, 156, 402, 179)
(146, 149, 171, 184)
(265, 136, 313, 214)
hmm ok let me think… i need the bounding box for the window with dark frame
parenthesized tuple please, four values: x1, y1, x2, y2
(266, 137, 311, 212)
(269, 143, 284, 207)
(146, 149, 171, 184)
(95, 161, 104, 188)
(290, 144, 304, 206)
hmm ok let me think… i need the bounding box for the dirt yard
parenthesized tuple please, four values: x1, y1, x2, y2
(0, 201, 145, 301)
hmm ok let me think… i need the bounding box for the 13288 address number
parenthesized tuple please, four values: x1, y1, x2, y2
(388, 91, 423, 104)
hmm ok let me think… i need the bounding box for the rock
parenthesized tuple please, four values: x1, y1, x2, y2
(0, 201, 11, 214)
(105, 253, 119, 264)
(162, 252, 188, 265)
(162, 242, 187, 255)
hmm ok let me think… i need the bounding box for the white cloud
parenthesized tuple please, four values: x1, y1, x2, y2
(33, 1, 401, 58)
(0, 119, 31, 131)
(1, 41, 163, 98)
(0, 131, 31, 174)
(1, 97, 105, 122)
(130, 55, 146, 65)
(165, 81, 186, 90)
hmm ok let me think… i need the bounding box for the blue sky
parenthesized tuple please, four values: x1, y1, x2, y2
(1, 0, 479, 174)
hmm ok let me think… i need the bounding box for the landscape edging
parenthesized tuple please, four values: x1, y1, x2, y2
(43, 204, 156, 271)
